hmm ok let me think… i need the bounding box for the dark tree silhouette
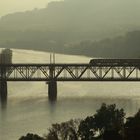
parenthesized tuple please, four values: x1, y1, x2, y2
(103, 130, 123, 140)
(78, 116, 95, 140)
(45, 119, 80, 140)
(124, 109, 140, 140)
(19, 133, 44, 140)
(78, 103, 125, 140)
(93, 103, 125, 132)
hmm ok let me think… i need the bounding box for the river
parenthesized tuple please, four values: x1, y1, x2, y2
(0, 49, 140, 140)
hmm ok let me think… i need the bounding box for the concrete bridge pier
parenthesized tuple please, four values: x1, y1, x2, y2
(0, 80, 7, 104)
(48, 80, 57, 101)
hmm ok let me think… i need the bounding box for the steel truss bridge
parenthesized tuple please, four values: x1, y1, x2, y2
(1, 63, 140, 102)
(0, 63, 140, 81)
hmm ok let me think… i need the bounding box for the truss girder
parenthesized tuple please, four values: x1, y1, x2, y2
(0, 64, 140, 81)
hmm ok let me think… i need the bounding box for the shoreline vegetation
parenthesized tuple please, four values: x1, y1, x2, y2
(19, 103, 140, 140)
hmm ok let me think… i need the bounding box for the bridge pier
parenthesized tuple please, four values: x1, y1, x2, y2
(0, 80, 7, 104)
(48, 80, 57, 101)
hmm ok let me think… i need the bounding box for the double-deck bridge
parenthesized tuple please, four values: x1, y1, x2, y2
(1, 61, 140, 102)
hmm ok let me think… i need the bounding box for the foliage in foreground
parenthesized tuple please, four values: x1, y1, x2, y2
(19, 133, 44, 140)
(19, 103, 140, 140)
(78, 103, 125, 140)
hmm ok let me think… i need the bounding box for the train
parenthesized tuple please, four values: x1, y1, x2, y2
(89, 59, 140, 65)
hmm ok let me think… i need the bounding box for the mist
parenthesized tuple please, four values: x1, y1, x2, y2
(0, 0, 140, 57)
(0, 0, 62, 17)
(1, 1, 140, 140)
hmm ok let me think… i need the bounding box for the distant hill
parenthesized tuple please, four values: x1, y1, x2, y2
(66, 30, 140, 58)
(0, 0, 140, 58)
(0, 0, 140, 35)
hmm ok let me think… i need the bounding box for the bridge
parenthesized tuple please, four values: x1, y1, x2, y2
(1, 62, 140, 102)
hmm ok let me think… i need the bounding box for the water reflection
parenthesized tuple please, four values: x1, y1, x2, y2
(0, 97, 7, 109)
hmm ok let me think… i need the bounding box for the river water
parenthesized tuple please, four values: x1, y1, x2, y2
(0, 49, 140, 140)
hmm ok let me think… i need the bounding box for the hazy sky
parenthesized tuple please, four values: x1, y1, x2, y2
(0, 0, 61, 17)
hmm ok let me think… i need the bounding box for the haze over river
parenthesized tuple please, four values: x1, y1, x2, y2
(1, 49, 140, 140)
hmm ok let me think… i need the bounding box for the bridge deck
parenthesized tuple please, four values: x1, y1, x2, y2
(5, 78, 140, 82)
(1, 63, 140, 66)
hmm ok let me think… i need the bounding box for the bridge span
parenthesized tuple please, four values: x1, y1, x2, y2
(1, 62, 140, 102)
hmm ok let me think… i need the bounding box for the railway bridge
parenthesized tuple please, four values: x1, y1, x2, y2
(1, 61, 140, 102)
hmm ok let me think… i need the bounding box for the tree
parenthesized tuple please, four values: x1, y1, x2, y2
(19, 133, 44, 140)
(78, 116, 95, 140)
(103, 130, 123, 140)
(78, 103, 125, 139)
(124, 109, 140, 140)
(45, 119, 80, 140)
(93, 103, 125, 132)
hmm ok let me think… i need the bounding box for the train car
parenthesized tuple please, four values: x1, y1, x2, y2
(89, 59, 140, 66)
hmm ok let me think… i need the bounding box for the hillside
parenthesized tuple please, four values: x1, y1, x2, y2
(0, 0, 140, 32)
(0, 0, 140, 58)
(66, 31, 140, 58)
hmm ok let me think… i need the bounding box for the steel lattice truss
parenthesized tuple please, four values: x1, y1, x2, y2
(0, 64, 140, 81)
